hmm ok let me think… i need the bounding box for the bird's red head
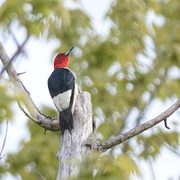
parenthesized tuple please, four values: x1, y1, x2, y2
(54, 53, 69, 69)
(53, 46, 74, 69)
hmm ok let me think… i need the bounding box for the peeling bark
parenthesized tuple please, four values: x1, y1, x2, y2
(56, 90, 93, 180)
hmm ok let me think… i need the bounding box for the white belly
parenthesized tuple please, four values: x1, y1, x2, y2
(52, 84, 78, 112)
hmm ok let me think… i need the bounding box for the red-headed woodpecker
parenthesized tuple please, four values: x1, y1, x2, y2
(48, 46, 77, 135)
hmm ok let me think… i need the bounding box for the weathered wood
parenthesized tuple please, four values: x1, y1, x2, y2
(56, 90, 93, 180)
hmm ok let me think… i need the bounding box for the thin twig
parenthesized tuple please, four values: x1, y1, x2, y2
(17, 100, 37, 122)
(17, 71, 26, 76)
(164, 119, 170, 129)
(147, 156, 156, 180)
(164, 143, 180, 157)
(0, 119, 9, 160)
(10, 32, 29, 61)
(136, 69, 168, 126)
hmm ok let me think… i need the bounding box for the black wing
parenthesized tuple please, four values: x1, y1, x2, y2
(48, 68, 75, 98)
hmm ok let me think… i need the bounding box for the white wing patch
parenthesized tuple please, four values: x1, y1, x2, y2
(72, 84, 78, 113)
(53, 90, 72, 112)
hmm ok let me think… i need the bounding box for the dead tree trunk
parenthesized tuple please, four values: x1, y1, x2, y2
(56, 90, 93, 180)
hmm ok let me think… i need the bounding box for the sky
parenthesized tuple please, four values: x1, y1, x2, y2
(0, 0, 180, 179)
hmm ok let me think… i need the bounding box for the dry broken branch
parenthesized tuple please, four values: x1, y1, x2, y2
(0, 41, 59, 131)
(99, 99, 180, 151)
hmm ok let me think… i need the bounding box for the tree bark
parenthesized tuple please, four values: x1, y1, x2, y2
(56, 90, 93, 180)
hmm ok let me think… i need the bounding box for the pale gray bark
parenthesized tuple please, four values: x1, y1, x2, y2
(56, 90, 93, 180)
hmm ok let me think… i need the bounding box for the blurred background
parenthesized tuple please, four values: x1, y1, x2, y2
(0, 0, 180, 179)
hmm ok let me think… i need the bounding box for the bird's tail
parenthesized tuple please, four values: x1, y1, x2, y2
(60, 108, 73, 135)
(59, 84, 75, 135)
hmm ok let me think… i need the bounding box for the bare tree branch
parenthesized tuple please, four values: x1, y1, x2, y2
(100, 100, 180, 151)
(0, 35, 29, 76)
(164, 143, 180, 157)
(147, 156, 156, 180)
(10, 32, 28, 61)
(0, 41, 59, 131)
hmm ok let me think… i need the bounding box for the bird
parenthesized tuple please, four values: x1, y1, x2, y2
(48, 46, 77, 135)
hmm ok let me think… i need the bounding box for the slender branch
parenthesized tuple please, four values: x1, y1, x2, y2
(0, 41, 59, 131)
(136, 68, 168, 126)
(0, 35, 29, 76)
(147, 156, 156, 180)
(17, 100, 38, 122)
(0, 119, 8, 160)
(164, 143, 180, 157)
(100, 99, 180, 151)
(10, 32, 28, 61)
(155, 133, 180, 157)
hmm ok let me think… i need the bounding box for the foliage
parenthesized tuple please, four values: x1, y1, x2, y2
(0, 0, 180, 179)
(77, 153, 140, 180)
(0, 106, 59, 180)
(137, 129, 180, 159)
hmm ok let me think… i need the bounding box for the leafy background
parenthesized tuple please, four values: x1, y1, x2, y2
(0, 0, 180, 179)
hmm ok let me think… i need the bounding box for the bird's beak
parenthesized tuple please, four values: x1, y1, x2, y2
(64, 46, 74, 56)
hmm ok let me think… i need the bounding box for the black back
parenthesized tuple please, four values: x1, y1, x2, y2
(48, 68, 75, 98)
